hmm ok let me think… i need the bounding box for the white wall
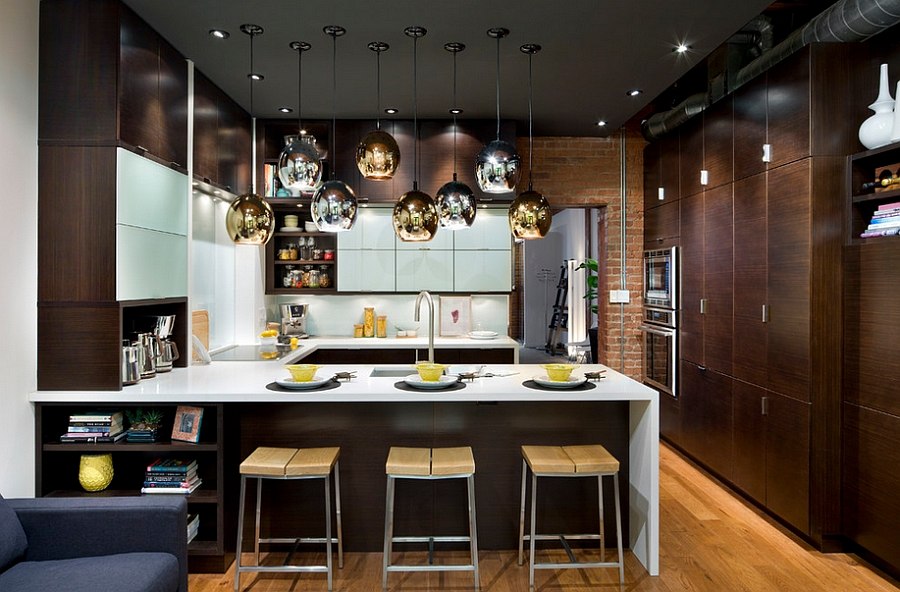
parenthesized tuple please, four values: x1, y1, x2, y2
(0, 0, 39, 497)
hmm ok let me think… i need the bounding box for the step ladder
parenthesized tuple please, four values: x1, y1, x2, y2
(545, 264, 568, 355)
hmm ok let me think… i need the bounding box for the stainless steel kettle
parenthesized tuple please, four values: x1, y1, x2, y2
(121, 340, 141, 385)
(136, 332, 158, 379)
(156, 339, 179, 373)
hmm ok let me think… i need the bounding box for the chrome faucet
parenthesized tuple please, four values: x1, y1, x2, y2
(414, 290, 435, 363)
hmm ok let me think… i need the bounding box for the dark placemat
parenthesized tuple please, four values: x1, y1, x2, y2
(521, 379, 597, 392)
(393, 380, 467, 393)
(266, 380, 342, 393)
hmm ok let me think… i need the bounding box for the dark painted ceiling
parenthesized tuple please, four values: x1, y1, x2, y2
(123, 0, 788, 137)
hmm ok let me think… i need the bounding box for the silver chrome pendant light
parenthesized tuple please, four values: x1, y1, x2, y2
(277, 40, 322, 194)
(356, 42, 400, 180)
(226, 24, 275, 245)
(436, 42, 477, 230)
(311, 26, 358, 232)
(475, 27, 521, 194)
(509, 43, 551, 240)
(392, 26, 438, 242)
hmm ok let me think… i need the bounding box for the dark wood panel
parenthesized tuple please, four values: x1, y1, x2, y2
(157, 33, 188, 167)
(217, 95, 239, 193)
(766, 46, 810, 168)
(842, 403, 900, 572)
(643, 142, 660, 211)
(659, 388, 681, 445)
(679, 193, 704, 366)
(703, 184, 733, 375)
(658, 132, 681, 202)
(38, 146, 118, 302)
(643, 200, 679, 248)
(679, 117, 704, 198)
(767, 160, 810, 402)
(192, 69, 218, 183)
(732, 173, 767, 385)
(37, 304, 121, 390)
(732, 73, 767, 180)
(732, 380, 766, 502)
(702, 97, 733, 189)
(38, 0, 119, 143)
(680, 362, 733, 480)
(810, 43, 856, 158)
(766, 391, 810, 534)
(118, 4, 160, 155)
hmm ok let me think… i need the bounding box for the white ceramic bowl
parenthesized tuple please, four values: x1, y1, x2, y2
(305, 221, 318, 232)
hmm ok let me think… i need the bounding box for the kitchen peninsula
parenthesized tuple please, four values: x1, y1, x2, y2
(30, 362, 658, 576)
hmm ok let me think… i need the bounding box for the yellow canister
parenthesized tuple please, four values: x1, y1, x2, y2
(376, 315, 387, 338)
(353, 324, 364, 338)
(363, 307, 375, 338)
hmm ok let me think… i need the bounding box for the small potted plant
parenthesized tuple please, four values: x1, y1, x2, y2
(126, 408, 164, 443)
(577, 258, 599, 364)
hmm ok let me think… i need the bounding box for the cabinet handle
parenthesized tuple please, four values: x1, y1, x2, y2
(700, 298, 707, 314)
(761, 396, 769, 416)
(762, 304, 769, 323)
(658, 187, 665, 201)
(698, 365, 707, 372)
(700, 170, 709, 186)
(135, 145, 149, 153)
(762, 144, 772, 163)
(169, 161, 181, 169)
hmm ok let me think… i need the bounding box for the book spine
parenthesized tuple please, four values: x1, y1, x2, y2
(146, 460, 198, 473)
(876, 200, 900, 211)
(142, 481, 193, 488)
(144, 472, 198, 481)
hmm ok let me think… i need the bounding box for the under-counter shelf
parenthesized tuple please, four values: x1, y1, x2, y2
(42, 441, 219, 453)
(273, 259, 334, 265)
(44, 488, 219, 504)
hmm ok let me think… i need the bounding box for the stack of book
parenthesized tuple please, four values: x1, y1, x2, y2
(186, 513, 200, 544)
(141, 458, 201, 495)
(861, 201, 900, 238)
(60, 411, 125, 443)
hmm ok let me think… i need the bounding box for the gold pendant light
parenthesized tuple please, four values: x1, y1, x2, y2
(225, 24, 275, 245)
(475, 28, 521, 194)
(277, 41, 322, 194)
(356, 42, 400, 180)
(436, 42, 477, 230)
(393, 26, 438, 242)
(509, 43, 551, 240)
(311, 26, 358, 232)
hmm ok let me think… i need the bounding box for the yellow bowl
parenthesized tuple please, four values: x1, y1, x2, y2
(541, 363, 578, 382)
(415, 362, 449, 382)
(285, 364, 320, 382)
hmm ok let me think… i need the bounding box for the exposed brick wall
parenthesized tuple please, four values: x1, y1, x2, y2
(517, 130, 645, 379)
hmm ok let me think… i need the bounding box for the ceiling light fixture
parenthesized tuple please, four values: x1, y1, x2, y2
(392, 26, 438, 242)
(311, 26, 358, 232)
(509, 43, 551, 240)
(225, 24, 274, 245)
(596, 120, 607, 127)
(475, 27, 520, 194)
(674, 43, 691, 54)
(249, 73, 264, 81)
(209, 29, 229, 39)
(627, 88, 643, 97)
(277, 40, 322, 195)
(278, 107, 293, 113)
(356, 41, 400, 181)
(384, 108, 398, 114)
(436, 42, 476, 230)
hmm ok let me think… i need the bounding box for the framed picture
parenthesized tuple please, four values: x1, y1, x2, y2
(171, 405, 204, 443)
(439, 296, 472, 336)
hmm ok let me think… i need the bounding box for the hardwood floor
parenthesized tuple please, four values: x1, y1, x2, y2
(190, 444, 899, 591)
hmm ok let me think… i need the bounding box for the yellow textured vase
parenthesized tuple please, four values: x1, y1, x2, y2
(79, 453, 114, 492)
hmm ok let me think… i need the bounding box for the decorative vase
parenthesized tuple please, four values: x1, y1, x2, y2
(858, 63, 895, 150)
(891, 81, 900, 144)
(79, 453, 114, 492)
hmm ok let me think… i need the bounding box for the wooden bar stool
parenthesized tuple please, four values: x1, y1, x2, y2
(235, 446, 343, 592)
(517, 444, 624, 588)
(382, 446, 480, 591)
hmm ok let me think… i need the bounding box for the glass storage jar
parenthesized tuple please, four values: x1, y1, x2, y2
(318, 265, 332, 288)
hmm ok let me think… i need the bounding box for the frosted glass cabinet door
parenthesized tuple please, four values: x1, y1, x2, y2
(396, 250, 454, 292)
(337, 250, 396, 292)
(453, 210, 512, 250)
(337, 208, 396, 250)
(116, 225, 188, 300)
(116, 148, 188, 235)
(454, 250, 512, 292)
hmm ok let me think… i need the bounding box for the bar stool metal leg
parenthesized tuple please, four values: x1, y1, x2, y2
(234, 475, 247, 592)
(334, 460, 344, 569)
(517, 459, 527, 566)
(382, 475, 395, 591)
(529, 471, 538, 590)
(325, 473, 333, 592)
(467, 474, 480, 591)
(614, 473, 624, 584)
(598, 474, 605, 562)
(254, 478, 262, 566)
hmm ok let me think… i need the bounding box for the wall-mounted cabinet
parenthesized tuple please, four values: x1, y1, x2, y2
(193, 69, 251, 194)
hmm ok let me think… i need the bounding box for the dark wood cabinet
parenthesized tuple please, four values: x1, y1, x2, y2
(643, 142, 660, 211)
(679, 192, 703, 366)
(680, 361, 733, 480)
(193, 70, 251, 194)
(702, 98, 734, 190)
(679, 117, 704, 198)
(732, 380, 766, 501)
(659, 132, 681, 203)
(643, 200, 679, 248)
(732, 74, 768, 180)
(192, 70, 219, 185)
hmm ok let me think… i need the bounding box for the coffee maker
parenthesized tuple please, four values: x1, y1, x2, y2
(280, 303, 309, 338)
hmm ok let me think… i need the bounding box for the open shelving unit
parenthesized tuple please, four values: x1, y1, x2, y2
(847, 141, 900, 245)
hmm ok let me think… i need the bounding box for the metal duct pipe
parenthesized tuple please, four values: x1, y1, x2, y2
(736, 0, 900, 86)
(641, 92, 709, 140)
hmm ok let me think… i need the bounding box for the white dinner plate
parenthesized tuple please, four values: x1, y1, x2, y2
(467, 331, 498, 340)
(402, 374, 459, 389)
(279, 227, 303, 232)
(532, 374, 587, 389)
(276, 375, 333, 390)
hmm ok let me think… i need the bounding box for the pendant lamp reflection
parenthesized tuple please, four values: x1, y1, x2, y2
(436, 42, 476, 230)
(510, 43, 551, 240)
(278, 41, 322, 194)
(313, 25, 358, 232)
(475, 28, 520, 194)
(226, 23, 275, 245)
(356, 42, 400, 180)
(392, 26, 438, 242)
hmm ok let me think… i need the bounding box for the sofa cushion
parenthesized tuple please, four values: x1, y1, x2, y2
(0, 552, 179, 592)
(0, 494, 27, 572)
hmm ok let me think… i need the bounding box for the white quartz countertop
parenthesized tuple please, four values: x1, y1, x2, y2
(30, 363, 655, 404)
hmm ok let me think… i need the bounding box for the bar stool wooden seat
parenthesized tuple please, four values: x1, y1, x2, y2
(383, 446, 480, 591)
(235, 446, 343, 592)
(518, 444, 624, 588)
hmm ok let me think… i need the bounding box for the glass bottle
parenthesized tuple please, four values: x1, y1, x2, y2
(318, 265, 332, 288)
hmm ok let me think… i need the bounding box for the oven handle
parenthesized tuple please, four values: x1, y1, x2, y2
(639, 324, 675, 337)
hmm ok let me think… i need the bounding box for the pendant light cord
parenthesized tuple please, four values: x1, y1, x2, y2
(527, 51, 533, 189)
(376, 49, 382, 130)
(495, 35, 501, 140)
(452, 49, 458, 179)
(331, 31, 337, 180)
(248, 29, 256, 193)
(297, 47, 303, 134)
(413, 33, 419, 188)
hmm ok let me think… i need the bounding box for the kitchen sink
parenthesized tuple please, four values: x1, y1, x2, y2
(369, 367, 416, 377)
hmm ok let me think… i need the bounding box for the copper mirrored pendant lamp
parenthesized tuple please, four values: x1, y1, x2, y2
(392, 26, 438, 242)
(436, 42, 477, 230)
(356, 42, 400, 180)
(225, 23, 275, 245)
(277, 41, 322, 194)
(311, 26, 358, 232)
(475, 27, 521, 194)
(509, 43, 551, 239)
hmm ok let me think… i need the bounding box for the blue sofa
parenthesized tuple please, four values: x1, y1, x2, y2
(0, 494, 187, 592)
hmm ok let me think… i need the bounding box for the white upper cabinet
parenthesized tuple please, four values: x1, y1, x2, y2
(453, 209, 512, 250)
(337, 208, 396, 250)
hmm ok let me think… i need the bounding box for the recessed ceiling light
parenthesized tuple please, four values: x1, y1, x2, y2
(674, 43, 691, 54)
(449, 108, 463, 115)
(248, 73, 264, 81)
(384, 107, 398, 114)
(596, 120, 607, 127)
(626, 89, 642, 97)
(278, 107, 293, 113)
(209, 29, 230, 39)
